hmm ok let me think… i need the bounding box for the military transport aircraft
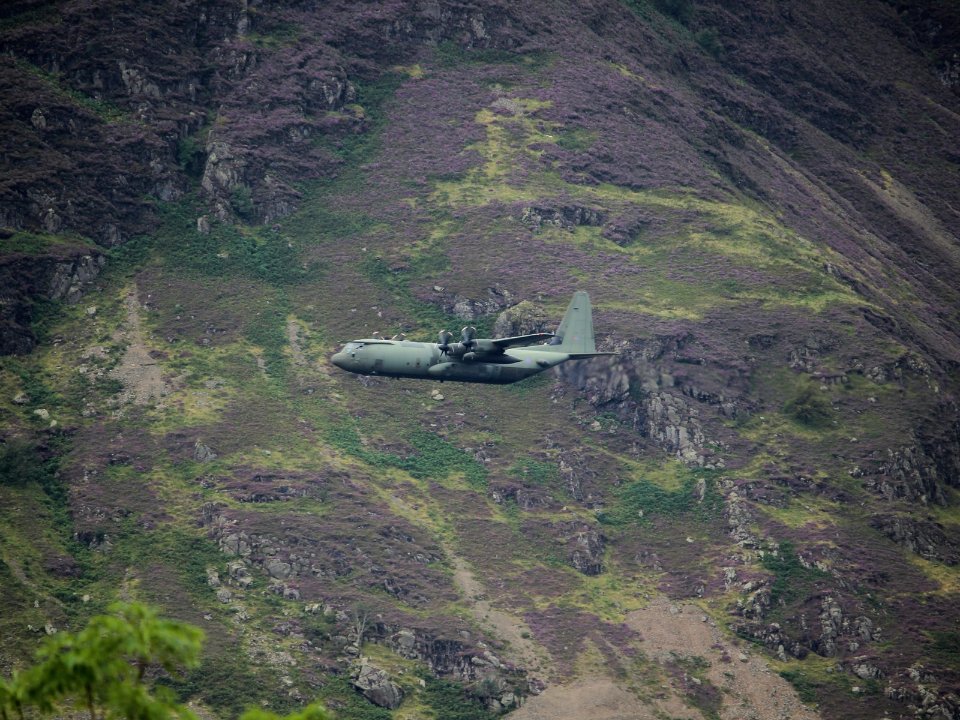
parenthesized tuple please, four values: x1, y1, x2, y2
(330, 291, 613, 384)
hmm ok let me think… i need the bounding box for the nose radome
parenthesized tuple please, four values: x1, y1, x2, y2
(331, 352, 347, 369)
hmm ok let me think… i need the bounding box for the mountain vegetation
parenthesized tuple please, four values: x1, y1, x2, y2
(1, 0, 959, 718)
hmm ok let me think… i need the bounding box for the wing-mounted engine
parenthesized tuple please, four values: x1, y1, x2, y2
(438, 327, 476, 359)
(437, 326, 555, 362)
(436, 326, 543, 364)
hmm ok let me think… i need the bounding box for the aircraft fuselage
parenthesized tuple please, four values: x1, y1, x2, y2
(331, 340, 569, 384)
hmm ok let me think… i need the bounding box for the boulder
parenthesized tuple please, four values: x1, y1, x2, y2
(194, 440, 217, 463)
(493, 301, 549, 338)
(352, 660, 404, 709)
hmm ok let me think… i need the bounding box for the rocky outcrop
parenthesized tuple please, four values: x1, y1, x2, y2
(557, 337, 723, 465)
(863, 443, 951, 507)
(441, 285, 514, 322)
(816, 596, 881, 657)
(351, 660, 404, 709)
(870, 514, 959, 565)
(787, 334, 839, 373)
(568, 526, 605, 576)
(0, 246, 105, 355)
(47, 254, 106, 303)
(724, 486, 762, 549)
(885, 665, 960, 720)
(735, 593, 881, 662)
(493, 300, 549, 338)
(384, 626, 525, 694)
(521, 203, 604, 232)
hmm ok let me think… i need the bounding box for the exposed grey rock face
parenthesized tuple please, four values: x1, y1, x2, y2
(1, 249, 107, 355)
(521, 203, 604, 232)
(724, 488, 761, 549)
(48, 254, 106, 303)
(867, 443, 949, 506)
(557, 339, 714, 465)
(352, 660, 404, 709)
(787, 334, 838, 372)
(816, 596, 881, 657)
(219, 532, 251, 558)
(870, 514, 959, 564)
(193, 440, 218, 463)
(383, 627, 524, 691)
(445, 285, 513, 321)
(265, 558, 292, 579)
(568, 527, 605, 576)
(226, 559, 253, 588)
(493, 300, 548, 338)
(851, 658, 883, 680)
(201, 140, 246, 207)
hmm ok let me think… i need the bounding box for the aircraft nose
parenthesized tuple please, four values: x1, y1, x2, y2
(331, 351, 348, 369)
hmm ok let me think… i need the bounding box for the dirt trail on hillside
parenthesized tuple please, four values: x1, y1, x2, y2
(110, 289, 168, 405)
(625, 599, 822, 720)
(509, 598, 821, 720)
(286, 319, 308, 366)
(449, 555, 550, 676)
(508, 674, 688, 720)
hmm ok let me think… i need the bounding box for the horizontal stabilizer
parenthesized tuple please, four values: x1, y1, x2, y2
(492, 332, 555, 349)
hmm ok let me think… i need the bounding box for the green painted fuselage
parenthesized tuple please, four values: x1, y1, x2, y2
(331, 291, 612, 384)
(331, 340, 569, 384)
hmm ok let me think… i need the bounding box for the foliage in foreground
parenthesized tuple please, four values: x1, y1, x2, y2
(0, 603, 330, 720)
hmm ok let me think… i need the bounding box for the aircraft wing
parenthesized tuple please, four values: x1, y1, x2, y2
(491, 333, 555, 349)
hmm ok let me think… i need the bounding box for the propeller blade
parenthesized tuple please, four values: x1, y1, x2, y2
(461, 326, 476, 345)
(438, 329, 453, 355)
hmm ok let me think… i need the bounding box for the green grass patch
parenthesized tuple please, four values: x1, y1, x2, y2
(244, 21, 300, 49)
(778, 668, 820, 703)
(0, 230, 97, 256)
(433, 40, 550, 70)
(761, 541, 828, 606)
(509, 458, 558, 485)
(16, 58, 130, 123)
(420, 675, 498, 720)
(928, 630, 960, 667)
(162, 646, 273, 717)
(783, 383, 833, 428)
(359, 253, 494, 338)
(501, 370, 552, 397)
(154, 202, 316, 285)
(308, 72, 404, 173)
(0, 438, 65, 502)
(554, 128, 597, 152)
(597, 469, 723, 526)
(0, 4, 60, 31)
(327, 425, 487, 489)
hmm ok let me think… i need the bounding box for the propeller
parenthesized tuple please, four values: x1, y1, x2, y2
(438, 329, 454, 356)
(461, 326, 476, 348)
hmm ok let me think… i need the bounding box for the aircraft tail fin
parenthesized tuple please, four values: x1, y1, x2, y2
(551, 291, 596, 354)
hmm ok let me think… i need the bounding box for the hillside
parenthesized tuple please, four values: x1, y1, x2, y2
(1, 1, 959, 719)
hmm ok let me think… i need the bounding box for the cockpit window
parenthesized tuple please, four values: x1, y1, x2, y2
(343, 342, 362, 352)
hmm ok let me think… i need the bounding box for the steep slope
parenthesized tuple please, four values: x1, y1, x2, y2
(1, 1, 959, 719)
